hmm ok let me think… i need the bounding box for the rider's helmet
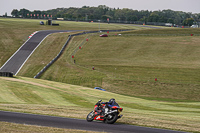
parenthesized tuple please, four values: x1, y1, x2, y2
(109, 98, 115, 104)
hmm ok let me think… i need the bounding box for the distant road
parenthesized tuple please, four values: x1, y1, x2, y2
(0, 30, 77, 75)
(0, 111, 187, 133)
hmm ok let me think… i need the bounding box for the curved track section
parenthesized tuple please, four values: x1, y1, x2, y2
(0, 111, 187, 133)
(0, 30, 76, 75)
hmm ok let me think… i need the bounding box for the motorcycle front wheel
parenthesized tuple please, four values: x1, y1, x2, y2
(105, 112, 118, 124)
(86, 111, 94, 122)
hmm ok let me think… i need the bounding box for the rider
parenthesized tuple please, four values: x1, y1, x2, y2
(94, 98, 117, 116)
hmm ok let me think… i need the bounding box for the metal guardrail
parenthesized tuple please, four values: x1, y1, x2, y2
(34, 35, 72, 78)
(0, 72, 13, 77)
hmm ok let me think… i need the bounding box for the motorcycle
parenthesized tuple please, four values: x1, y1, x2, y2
(86, 100, 123, 124)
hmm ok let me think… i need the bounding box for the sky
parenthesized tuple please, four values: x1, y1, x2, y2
(1, 0, 200, 16)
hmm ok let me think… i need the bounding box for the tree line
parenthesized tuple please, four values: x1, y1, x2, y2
(11, 5, 200, 26)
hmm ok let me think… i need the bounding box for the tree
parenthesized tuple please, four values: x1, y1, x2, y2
(101, 15, 112, 21)
(56, 13, 62, 18)
(63, 13, 72, 19)
(114, 9, 126, 21)
(4, 12, 7, 17)
(183, 18, 194, 26)
(93, 7, 104, 19)
(148, 13, 159, 22)
(167, 18, 174, 24)
(12, 5, 200, 25)
(128, 15, 138, 21)
(33, 10, 41, 17)
(19, 8, 30, 17)
(139, 10, 150, 20)
(11, 9, 18, 17)
(105, 10, 115, 18)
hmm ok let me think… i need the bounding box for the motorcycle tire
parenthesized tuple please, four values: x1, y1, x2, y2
(86, 111, 94, 122)
(105, 112, 118, 124)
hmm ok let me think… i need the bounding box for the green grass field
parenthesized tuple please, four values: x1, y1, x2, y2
(74, 33, 200, 101)
(1, 18, 200, 132)
(0, 76, 200, 132)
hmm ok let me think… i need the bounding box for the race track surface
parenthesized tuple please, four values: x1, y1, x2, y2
(0, 30, 76, 75)
(0, 111, 187, 133)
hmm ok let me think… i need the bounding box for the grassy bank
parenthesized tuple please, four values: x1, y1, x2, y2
(0, 76, 200, 132)
(74, 34, 200, 101)
(19, 28, 200, 101)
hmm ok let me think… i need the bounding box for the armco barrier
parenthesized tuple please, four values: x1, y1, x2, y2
(34, 29, 132, 78)
(34, 35, 72, 78)
(0, 72, 13, 77)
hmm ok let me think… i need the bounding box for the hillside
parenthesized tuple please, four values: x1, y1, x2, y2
(17, 27, 200, 101)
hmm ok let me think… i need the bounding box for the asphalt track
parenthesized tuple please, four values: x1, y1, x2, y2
(0, 111, 187, 133)
(0, 30, 76, 75)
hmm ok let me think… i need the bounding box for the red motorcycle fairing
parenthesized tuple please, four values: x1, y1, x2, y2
(94, 115, 105, 121)
(111, 106, 123, 112)
(94, 104, 105, 121)
(111, 106, 118, 109)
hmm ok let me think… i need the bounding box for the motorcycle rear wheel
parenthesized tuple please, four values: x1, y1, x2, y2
(86, 111, 94, 122)
(105, 112, 118, 124)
